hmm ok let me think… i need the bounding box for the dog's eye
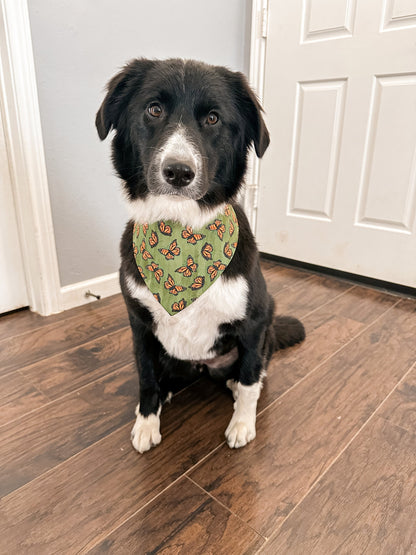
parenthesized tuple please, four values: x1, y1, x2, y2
(148, 103, 163, 118)
(206, 111, 219, 125)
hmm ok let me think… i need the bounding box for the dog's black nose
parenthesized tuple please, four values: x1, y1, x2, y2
(162, 160, 195, 187)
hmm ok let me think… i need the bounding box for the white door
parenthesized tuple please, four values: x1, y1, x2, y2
(0, 98, 28, 313)
(256, 0, 416, 287)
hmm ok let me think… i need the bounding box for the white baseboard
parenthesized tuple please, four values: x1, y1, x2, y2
(60, 272, 121, 311)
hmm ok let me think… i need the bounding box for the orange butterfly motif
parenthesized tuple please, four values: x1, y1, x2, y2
(229, 221, 235, 237)
(224, 205, 231, 216)
(158, 221, 172, 236)
(149, 230, 159, 247)
(207, 260, 226, 281)
(133, 243, 139, 257)
(223, 242, 233, 259)
(159, 239, 181, 260)
(201, 242, 213, 260)
(176, 256, 198, 277)
(232, 242, 238, 249)
(153, 292, 161, 303)
(164, 274, 187, 295)
(142, 223, 149, 236)
(172, 299, 187, 312)
(181, 226, 206, 244)
(137, 266, 146, 279)
(190, 276, 205, 290)
(133, 223, 141, 237)
(146, 262, 164, 283)
(207, 219, 226, 240)
(140, 239, 153, 261)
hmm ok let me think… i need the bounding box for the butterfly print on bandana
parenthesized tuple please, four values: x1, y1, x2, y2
(207, 219, 226, 240)
(140, 239, 153, 261)
(207, 260, 226, 281)
(132, 203, 239, 315)
(148, 230, 159, 247)
(158, 221, 172, 236)
(146, 262, 164, 283)
(223, 242, 233, 259)
(159, 239, 181, 260)
(176, 256, 198, 277)
(181, 226, 206, 244)
(172, 299, 187, 312)
(201, 242, 213, 260)
(190, 276, 205, 290)
(164, 274, 187, 295)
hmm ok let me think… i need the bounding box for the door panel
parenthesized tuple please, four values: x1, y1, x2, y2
(256, 0, 416, 286)
(288, 79, 346, 221)
(357, 75, 416, 233)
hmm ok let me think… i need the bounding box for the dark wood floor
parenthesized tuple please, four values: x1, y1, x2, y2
(1, 260, 416, 554)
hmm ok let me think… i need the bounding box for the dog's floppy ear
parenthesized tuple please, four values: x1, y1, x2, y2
(223, 70, 270, 158)
(95, 58, 153, 140)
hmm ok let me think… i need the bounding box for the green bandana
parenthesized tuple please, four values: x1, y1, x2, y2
(132, 204, 239, 316)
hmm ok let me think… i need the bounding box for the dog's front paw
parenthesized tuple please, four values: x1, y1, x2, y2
(225, 416, 256, 449)
(131, 413, 161, 453)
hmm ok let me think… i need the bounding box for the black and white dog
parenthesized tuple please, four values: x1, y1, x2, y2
(96, 58, 305, 453)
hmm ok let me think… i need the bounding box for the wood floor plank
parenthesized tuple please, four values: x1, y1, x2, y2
(189, 299, 416, 537)
(272, 274, 352, 319)
(260, 286, 397, 410)
(0, 294, 122, 342)
(260, 258, 279, 271)
(261, 417, 416, 554)
(86, 477, 264, 554)
(378, 365, 416, 434)
(0, 371, 50, 426)
(0, 378, 234, 553)
(303, 284, 398, 325)
(20, 327, 133, 400)
(1, 264, 412, 553)
(0, 300, 129, 377)
(262, 266, 314, 296)
(0, 364, 138, 497)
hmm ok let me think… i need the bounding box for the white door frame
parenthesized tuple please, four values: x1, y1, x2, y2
(245, 0, 269, 232)
(0, 0, 61, 315)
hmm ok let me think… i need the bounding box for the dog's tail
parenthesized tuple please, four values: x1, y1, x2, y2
(273, 315, 305, 350)
(263, 315, 305, 363)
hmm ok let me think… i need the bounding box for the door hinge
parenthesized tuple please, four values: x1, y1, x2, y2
(261, 4, 269, 38)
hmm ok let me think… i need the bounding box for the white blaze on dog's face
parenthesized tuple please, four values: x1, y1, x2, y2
(147, 123, 204, 201)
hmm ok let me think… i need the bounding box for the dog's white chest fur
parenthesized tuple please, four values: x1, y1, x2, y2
(126, 275, 248, 360)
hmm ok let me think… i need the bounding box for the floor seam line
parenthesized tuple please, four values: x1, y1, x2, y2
(186, 475, 268, 541)
(16, 368, 54, 403)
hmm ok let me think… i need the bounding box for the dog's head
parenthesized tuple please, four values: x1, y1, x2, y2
(96, 58, 269, 211)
